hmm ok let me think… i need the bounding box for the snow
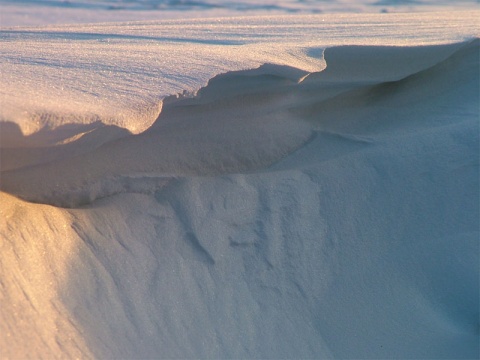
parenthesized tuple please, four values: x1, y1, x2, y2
(0, 2, 479, 359)
(1, 0, 478, 27)
(1, 12, 478, 136)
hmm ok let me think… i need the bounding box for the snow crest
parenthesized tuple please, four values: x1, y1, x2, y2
(1, 40, 476, 207)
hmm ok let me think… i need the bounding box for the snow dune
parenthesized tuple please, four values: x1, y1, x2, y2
(0, 10, 479, 360)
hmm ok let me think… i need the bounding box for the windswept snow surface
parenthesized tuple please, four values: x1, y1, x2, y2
(1, 9, 479, 360)
(0, 0, 478, 27)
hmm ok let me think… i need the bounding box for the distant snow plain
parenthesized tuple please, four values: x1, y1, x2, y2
(0, 0, 479, 359)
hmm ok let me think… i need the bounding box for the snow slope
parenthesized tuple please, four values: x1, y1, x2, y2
(0, 9, 479, 360)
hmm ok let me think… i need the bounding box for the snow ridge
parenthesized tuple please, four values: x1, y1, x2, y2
(0, 40, 477, 207)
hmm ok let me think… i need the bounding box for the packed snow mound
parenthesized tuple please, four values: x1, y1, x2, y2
(0, 13, 478, 360)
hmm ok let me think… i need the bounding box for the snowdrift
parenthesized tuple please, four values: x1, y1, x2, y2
(0, 12, 479, 359)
